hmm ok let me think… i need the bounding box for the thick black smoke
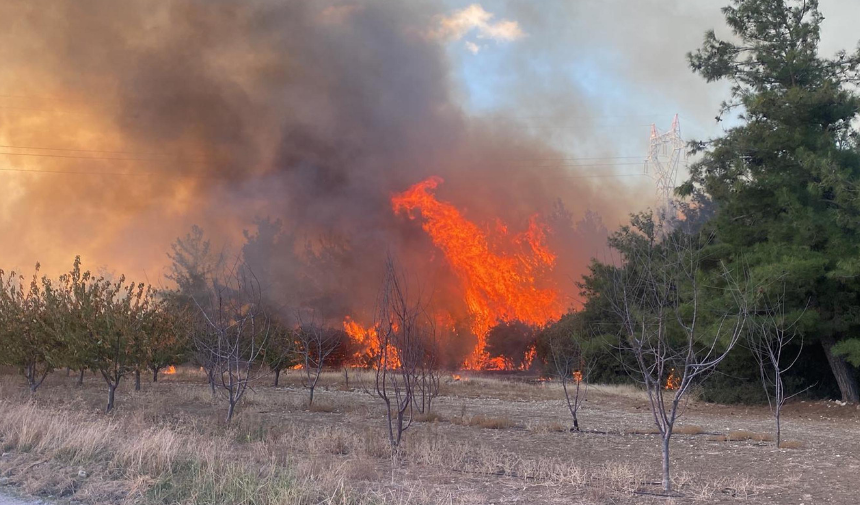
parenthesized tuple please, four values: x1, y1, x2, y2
(0, 1, 633, 342)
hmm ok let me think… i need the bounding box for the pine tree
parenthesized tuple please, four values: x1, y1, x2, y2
(683, 0, 860, 401)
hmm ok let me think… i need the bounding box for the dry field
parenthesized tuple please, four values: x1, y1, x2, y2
(0, 368, 858, 504)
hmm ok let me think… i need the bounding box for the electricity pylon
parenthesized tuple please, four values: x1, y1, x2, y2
(644, 114, 686, 216)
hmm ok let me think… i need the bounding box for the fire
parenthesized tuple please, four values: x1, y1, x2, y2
(665, 369, 680, 390)
(521, 344, 537, 371)
(343, 316, 400, 367)
(451, 374, 466, 381)
(164, 365, 177, 375)
(343, 316, 378, 365)
(572, 371, 583, 383)
(392, 177, 562, 368)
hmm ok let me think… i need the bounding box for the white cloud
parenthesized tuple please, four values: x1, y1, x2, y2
(465, 41, 481, 54)
(431, 4, 524, 43)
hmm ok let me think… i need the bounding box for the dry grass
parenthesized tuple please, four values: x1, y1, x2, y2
(0, 398, 399, 505)
(451, 414, 519, 430)
(674, 424, 705, 435)
(413, 411, 443, 423)
(0, 369, 810, 504)
(778, 440, 803, 449)
(307, 401, 339, 413)
(529, 420, 570, 433)
(726, 430, 774, 442)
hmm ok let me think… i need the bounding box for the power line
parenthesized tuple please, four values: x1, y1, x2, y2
(0, 149, 646, 169)
(0, 143, 207, 158)
(0, 151, 211, 164)
(0, 166, 168, 177)
(0, 143, 641, 163)
(0, 165, 651, 180)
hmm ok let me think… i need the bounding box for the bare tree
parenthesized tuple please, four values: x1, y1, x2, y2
(263, 320, 296, 387)
(747, 283, 808, 448)
(294, 312, 340, 405)
(194, 261, 270, 423)
(543, 317, 595, 432)
(415, 313, 441, 415)
(374, 256, 423, 453)
(608, 213, 749, 493)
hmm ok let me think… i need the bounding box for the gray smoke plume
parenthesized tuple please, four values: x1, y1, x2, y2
(0, 0, 658, 347)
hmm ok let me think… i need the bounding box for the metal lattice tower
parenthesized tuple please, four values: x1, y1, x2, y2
(644, 114, 686, 212)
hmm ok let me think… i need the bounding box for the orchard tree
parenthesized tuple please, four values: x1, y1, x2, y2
(538, 312, 599, 432)
(263, 320, 297, 387)
(602, 213, 750, 493)
(683, 0, 860, 402)
(146, 297, 191, 383)
(0, 266, 59, 392)
(60, 258, 154, 412)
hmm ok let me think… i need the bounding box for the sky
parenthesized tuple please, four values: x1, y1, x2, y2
(440, 0, 860, 170)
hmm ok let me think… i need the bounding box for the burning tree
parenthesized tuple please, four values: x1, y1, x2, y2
(193, 262, 270, 423)
(392, 177, 562, 369)
(604, 213, 750, 493)
(485, 320, 538, 370)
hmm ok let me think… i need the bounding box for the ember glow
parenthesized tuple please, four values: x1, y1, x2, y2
(392, 177, 563, 368)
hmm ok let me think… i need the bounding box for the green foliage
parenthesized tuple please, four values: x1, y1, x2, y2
(0, 265, 61, 391)
(1, 257, 189, 409)
(536, 312, 608, 380)
(262, 321, 298, 374)
(833, 339, 860, 367)
(683, 0, 860, 401)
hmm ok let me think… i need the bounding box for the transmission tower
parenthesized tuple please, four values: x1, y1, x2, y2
(644, 114, 686, 214)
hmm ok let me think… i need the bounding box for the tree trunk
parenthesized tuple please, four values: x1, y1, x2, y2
(308, 385, 315, 405)
(78, 369, 85, 386)
(152, 367, 159, 382)
(226, 399, 235, 424)
(134, 369, 141, 391)
(775, 408, 781, 448)
(106, 383, 117, 413)
(822, 336, 860, 403)
(208, 368, 216, 398)
(661, 434, 672, 492)
(273, 368, 280, 387)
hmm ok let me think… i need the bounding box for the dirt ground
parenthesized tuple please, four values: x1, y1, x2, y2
(0, 369, 858, 504)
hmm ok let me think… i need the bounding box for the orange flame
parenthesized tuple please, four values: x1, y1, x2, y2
(164, 365, 176, 375)
(665, 369, 680, 390)
(572, 370, 583, 383)
(392, 177, 562, 368)
(343, 316, 400, 368)
(521, 344, 537, 371)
